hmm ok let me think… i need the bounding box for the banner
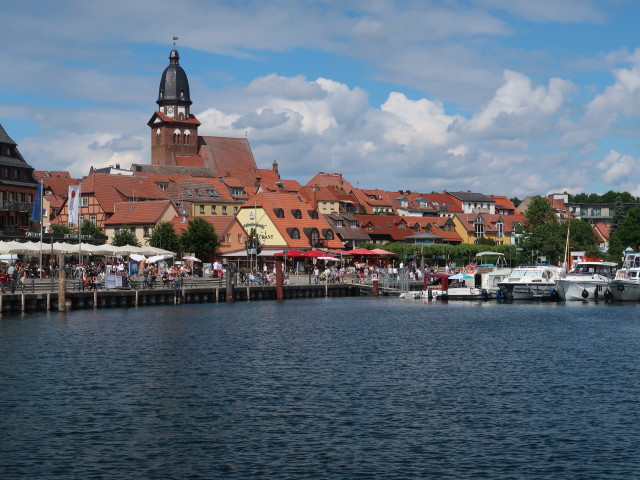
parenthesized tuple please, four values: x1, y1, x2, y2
(68, 185, 80, 225)
(31, 181, 43, 221)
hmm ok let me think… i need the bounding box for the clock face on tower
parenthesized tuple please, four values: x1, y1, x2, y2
(167, 106, 174, 114)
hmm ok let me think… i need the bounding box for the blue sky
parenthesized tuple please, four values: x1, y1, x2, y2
(1, 0, 640, 198)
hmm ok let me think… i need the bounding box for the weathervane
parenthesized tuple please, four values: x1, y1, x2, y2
(172, 35, 179, 46)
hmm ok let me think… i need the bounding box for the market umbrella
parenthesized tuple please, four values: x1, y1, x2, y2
(183, 255, 201, 262)
(273, 249, 307, 257)
(318, 256, 339, 261)
(345, 248, 378, 256)
(130, 253, 147, 262)
(370, 248, 396, 255)
(147, 254, 173, 263)
(303, 250, 328, 258)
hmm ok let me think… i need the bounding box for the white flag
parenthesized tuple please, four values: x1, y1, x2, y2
(68, 185, 81, 225)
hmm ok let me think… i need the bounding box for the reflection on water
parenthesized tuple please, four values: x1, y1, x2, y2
(2, 299, 640, 479)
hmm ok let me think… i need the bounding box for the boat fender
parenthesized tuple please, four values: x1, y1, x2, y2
(582, 289, 589, 299)
(617, 284, 625, 293)
(465, 264, 476, 275)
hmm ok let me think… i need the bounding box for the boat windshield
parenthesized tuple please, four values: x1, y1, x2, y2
(509, 269, 543, 278)
(573, 264, 617, 277)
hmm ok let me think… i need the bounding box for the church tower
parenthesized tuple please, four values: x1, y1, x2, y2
(148, 49, 200, 166)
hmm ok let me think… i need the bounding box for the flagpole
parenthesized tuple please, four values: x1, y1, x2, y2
(37, 181, 43, 279)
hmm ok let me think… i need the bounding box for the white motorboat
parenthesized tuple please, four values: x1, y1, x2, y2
(609, 252, 640, 302)
(497, 264, 566, 300)
(555, 261, 618, 301)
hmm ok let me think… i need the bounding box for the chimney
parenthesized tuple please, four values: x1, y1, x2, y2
(272, 160, 279, 177)
(115, 163, 120, 169)
(312, 184, 319, 208)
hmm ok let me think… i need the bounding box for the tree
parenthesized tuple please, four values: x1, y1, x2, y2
(609, 207, 640, 256)
(148, 221, 180, 253)
(80, 220, 105, 244)
(50, 224, 71, 235)
(111, 225, 141, 247)
(562, 219, 599, 257)
(510, 197, 522, 208)
(520, 196, 564, 263)
(609, 196, 626, 239)
(180, 217, 219, 260)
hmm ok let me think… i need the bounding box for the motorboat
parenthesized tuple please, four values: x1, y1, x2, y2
(555, 261, 618, 301)
(465, 252, 512, 297)
(497, 264, 566, 300)
(609, 252, 640, 301)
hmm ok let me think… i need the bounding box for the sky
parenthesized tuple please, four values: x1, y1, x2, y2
(1, 0, 640, 198)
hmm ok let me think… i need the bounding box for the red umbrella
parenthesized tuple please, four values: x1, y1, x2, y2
(302, 250, 327, 258)
(370, 248, 396, 255)
(345, 248, 378, 256)
(273, 249, 307, 257)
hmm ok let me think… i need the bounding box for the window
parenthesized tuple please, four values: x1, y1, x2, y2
(308, 210, 318, 219)
(184, 188, 193, 196)
(222, 206, 227, 215)
(130, 227, 136, 235)
(292, 209, 302, 219)
(157, 182, 168, 190)
(90, 215, 97, 224)
(325, 230, 334, 240)
(233, 206, 238, 214)
(14, 169, 19, 180)
(210, 205, 216, 214)
(81, 197, 89, 207)
(310, 228, 319, 246)
(199, 205, 205, 214)
(336, 220, 343, 227)
(226, 234, 231, 243)
(475, 222, 485, 237)
(290, 228, 300, 239)
(275, 208, 285, 218)
(143, 226, 150, 237)
(115, 227, 120, 234)
(496, 221, 504, 238)
(350, 221, 357, 228)
(194, 189, 201, 196)
(207, 190, 218, 197)
(238, 234, 243, 244)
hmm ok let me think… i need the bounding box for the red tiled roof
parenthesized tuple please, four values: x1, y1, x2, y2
(247, 192, 344, 249)
(176, 156, 205, 167)
(422, 193, 463, 213)
(352, 214, 415, 241)
(305, 172, 355, 192)
(153, 111, 202, 126)
(198, 136, 260, 187)
(489, 195, 517, 211)
(405, 217, 463, 243)
(104, 200, 175, 225)
(80, 173, 169, 214)
(593, 222, 610, 241)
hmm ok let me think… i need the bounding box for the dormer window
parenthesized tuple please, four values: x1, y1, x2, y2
(184, 188, 193, 196)
(274, 208, 285, 218)
(307, 209, 318, 219)
(291, 209, 302, 219)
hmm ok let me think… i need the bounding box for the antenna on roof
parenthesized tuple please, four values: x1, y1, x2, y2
(172, 35, 179, 46)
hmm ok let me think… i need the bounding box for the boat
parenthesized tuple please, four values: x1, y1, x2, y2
(497, 264, 566, 300)
(609, 252, 640, 302)
(555, 260, 618, 301)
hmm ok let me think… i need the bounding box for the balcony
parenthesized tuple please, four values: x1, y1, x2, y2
(1, 201, 34, 213)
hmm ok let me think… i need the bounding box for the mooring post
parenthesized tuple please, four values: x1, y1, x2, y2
(224, 263, 235, 303)
(275, 259, 284, 301)
(58, 254, 66, 312)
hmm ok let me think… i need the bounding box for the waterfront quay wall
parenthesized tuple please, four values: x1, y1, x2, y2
(0, 284, 364, 314)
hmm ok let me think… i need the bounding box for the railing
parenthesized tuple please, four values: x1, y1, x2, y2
(0, 201, 34, 212)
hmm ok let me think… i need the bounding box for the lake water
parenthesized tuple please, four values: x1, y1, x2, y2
(2, 298, 640, 479)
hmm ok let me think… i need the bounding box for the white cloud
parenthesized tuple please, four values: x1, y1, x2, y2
(598, 150, 640, 196)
